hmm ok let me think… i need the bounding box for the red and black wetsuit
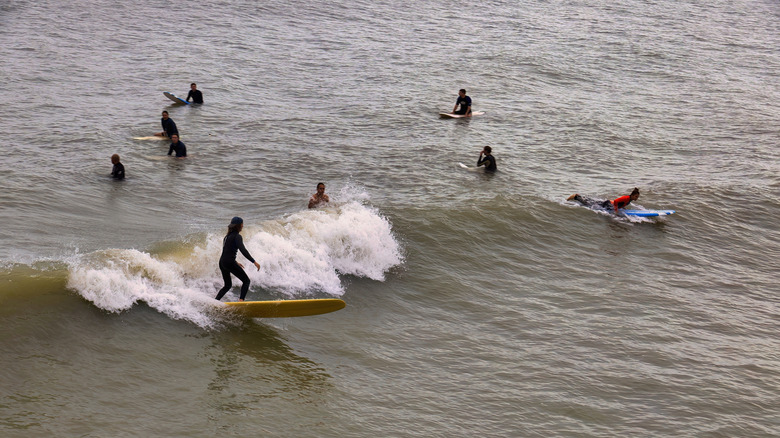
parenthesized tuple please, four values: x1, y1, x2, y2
(611, 195, 633, 210)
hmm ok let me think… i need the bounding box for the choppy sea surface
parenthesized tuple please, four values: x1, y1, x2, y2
(1, 0, 778, 436)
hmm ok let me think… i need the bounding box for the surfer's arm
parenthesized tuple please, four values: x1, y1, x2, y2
(235, 235, 256, 264)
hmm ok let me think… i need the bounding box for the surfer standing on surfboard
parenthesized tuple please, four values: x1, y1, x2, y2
(308, 182, 330, 209)
(567, 188, 640, 213)
(215, 217, 261, 302)
(155, 111, 178, 138)
(477, 146, 497, 172)
(452, 89, 472, 116)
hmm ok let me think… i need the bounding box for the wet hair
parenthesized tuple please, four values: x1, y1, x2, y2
(111, 154, 120, 164)
(483, 146, 492, 154)
(631, 187, 640, 196)
(191, 83, 197, 87)
(162, 111, 169, 116)
(460, 89, 466, 94)
(226, 222, 241, 236)
(317, 182, 325, 189)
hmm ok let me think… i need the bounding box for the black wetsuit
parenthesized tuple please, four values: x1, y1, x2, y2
(454, 95, 472, 115)
(477, 154, 497, 172)
(215, 231, 256, 300)
(167, 140, 187, 157)
(111, 162, 125, 180)
(161, 117, 178, 138)
(186, 89, 203, 104)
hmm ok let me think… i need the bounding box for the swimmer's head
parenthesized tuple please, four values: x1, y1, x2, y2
(162, 110, 169, 118)
(171, 134, 179, 142)
(483, 146, 492, 154)
(230, 216, 243, 225)
(111, 154, 120, 164)
(630, 187, 640, 200)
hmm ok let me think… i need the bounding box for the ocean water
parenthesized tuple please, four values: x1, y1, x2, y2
(1, 0, 778, 436)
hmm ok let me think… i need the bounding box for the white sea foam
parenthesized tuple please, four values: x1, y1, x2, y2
(66, 200, 403, 327)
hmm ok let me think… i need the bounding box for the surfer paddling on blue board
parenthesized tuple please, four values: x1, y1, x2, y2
(451, 89, 472, 116)
(215, 217, 261, 302)
(477, 146, 497, 172)
(308, 182, 330, 209)
(155, 111, 178, 138)
(167, 134, 187, 158)
(567, 188, 640, 213)
(186, 83, 203, 104)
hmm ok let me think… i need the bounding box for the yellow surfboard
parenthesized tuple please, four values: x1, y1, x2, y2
(224, 298, 346, 318)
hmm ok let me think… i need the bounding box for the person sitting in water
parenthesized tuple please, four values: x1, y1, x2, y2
(186, 83, 203, 104)
(110, 154, 125, 180)
(308, 182, 330, 209)
(155, 111, 178, 138)
(167, 134, 187, 158)
(477, 146, 497, 172)
(451, 88, 472, 116)
(567, 188, 640, 213)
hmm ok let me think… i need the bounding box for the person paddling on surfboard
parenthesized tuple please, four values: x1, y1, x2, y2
(215, 217, 261, 302)
(451, 89, 472, 116)
(155, 111, 178, 138)
(186, 83, 203, 104)
(477, 146, 497, 172)
(308, 182, 330, 208)
(567, 188, 640, 213)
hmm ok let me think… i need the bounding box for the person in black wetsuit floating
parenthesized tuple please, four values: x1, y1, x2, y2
(110, 154, 125, 180)
(167, 134, 187, 158)
(477, 146, 497, 172)
(155, 111, 178, 138)
(186, 83, 203, 104)
(215, 216, 261, 302)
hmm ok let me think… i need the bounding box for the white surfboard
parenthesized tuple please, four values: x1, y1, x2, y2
(458, 162, 481, 172)
(440, 111, 485, 119)
(143, 155, 173, 161)
(133, 136, 168, 140)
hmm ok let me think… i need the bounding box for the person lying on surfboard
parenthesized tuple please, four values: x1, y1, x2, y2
(451, 89, 472, 116)
(308, 182, 330, 209)
(567, 188, 640, 213)
(477, 146, 497, 172)
(215, 216, 261, 302)
(155, 111, 178, 138)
